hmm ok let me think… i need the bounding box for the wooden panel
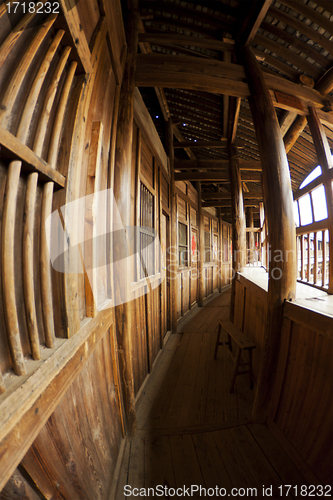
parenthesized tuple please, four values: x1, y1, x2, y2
(178, 197, 187, 223)
(190, 206, 197, 227)
(187, 183, 198, 205)
(176, 180, 186, 194)
(212, 220, 218, 234)
(233, 279, 245, 331)
(133, 291, 148, 396)
(177, 273, 182, 320)
(182, 270, 190, 315)
(20, 330, 123, 500)
(140, 133, 154, 188)
(272, 318, 333, 485)
(161, 174, 169, 209)
(203, 216, 210, 232)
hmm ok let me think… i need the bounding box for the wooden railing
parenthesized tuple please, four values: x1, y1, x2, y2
(294, 169, 332, 292)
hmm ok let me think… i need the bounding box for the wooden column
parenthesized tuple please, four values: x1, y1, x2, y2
(218, 209, 223, 292)
(228, 143, 246, 322)
(113, 9, 139, 436)
(259, 202, 266, 269)
(196, 182, 205, 306)
(307, 107, 333, 294)
(167, 118, 178, 332)
(240, 45, 297, 422)
(247, 206, 255, 264)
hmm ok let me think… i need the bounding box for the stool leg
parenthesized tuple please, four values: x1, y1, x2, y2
(249, 348, 253, 389)
(230, 346, 242, 393)
(214, 323, 221, 359)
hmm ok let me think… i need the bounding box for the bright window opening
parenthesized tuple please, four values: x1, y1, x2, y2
(298, 194, 312, 226)
(299, 165, 322, 189)
(311, 185, 328, 222)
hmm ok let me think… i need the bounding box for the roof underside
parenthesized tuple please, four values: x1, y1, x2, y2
(136, 0, 333, 223)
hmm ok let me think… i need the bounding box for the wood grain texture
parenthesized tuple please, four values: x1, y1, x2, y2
(1, 161, 26, 376)
(241, 45, 297, 422)
(23, 173, 40, 360)
(40, 182, 55, 348)
(0, 14, 57, 130)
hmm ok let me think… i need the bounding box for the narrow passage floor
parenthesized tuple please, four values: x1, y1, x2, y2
(115, 290, 308, 499)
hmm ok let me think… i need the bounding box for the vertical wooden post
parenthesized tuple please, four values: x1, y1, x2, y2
(167, 118, 178, 332)
(218, 209, 223, 292)
(240, 45, 296, 422)
(113, 8, 139, 436)
(247, 207, 255, 265)
(228, 143, 246, 322)
(196, 182, 205, 306)
(259, 202, 266, 269)
(306, 107, 333, 294)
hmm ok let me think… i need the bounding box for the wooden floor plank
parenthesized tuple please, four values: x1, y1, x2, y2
(170, 434, 204, 496)
(114, 440, 130, 500)
(163, 332, 203, 428)
(192, 432, 233, 491)
(144, 435, 176, 490)
(229, 425, 293, 499)
(136, 333, 182, 430)
(147, 332, 192, 429)
(127, 436, 145, 491)
(212, 429, 257, 493)
(247, 423, 310, 488)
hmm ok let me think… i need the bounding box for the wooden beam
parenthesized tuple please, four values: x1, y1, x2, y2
(307, 107, 333, 294)
(228, 96, 241, 144)
(237, 0, 273, 46)
(316, 67, 333, 97)
(174, 140, 227, 149)
(202, 192, 262, 200)
(174, 159, 262, 170)
(58, 0, 93, 74)
(203, 200, 259, 208)
(136, 54, 331, 113)
(279, 0, 333, 36)
(241, 45, 296, 422)
(268, 5, 333, 55)
(228, 143, 246, 322)
(174, 171, 261, 182)
(279, 110, 298, 137)
(0, 126, 65, 187)
(175, 172, 227, 182)
(138, 34, 236, 52)
(283, 66, 333, 154)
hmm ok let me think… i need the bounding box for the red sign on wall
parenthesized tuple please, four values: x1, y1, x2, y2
(191, 235, 196, 256)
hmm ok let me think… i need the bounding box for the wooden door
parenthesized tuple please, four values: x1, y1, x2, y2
(161, 213, 170, 335)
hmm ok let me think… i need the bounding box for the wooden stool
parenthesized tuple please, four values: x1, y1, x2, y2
(214, 320, 256, 392)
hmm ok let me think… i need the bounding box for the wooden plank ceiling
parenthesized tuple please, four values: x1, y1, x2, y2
(136, 0, 333, 223)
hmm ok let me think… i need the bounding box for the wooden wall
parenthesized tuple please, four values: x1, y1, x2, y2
(175, 182, 232, 319)
(233, 273, 333, 486)
(0, 1, 127, 497)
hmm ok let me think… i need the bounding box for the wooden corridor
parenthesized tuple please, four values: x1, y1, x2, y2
(114, 290, 309, 499)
